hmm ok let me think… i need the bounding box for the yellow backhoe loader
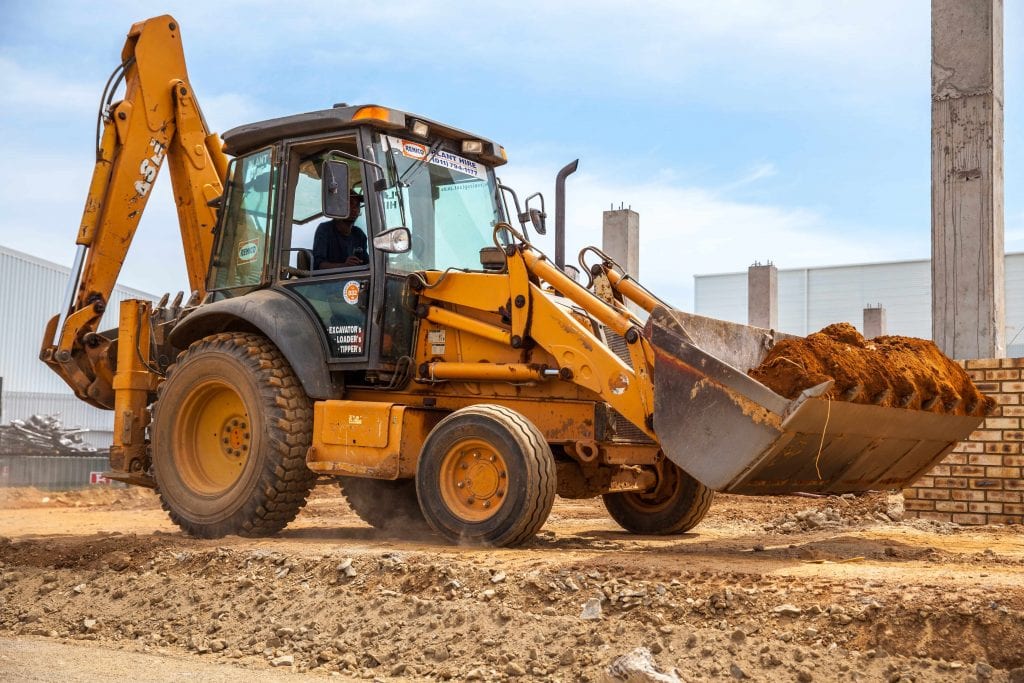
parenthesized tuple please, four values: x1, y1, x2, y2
(40, 16, 985, 546)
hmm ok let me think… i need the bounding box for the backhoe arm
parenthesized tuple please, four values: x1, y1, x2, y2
(40, 15, 227, 409)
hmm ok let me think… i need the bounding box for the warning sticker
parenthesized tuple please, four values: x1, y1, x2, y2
(427, 328, 446, 356)
(237, 238, 259, 262)
(385, 136, 486, 180)
(342, 280, 361, 305)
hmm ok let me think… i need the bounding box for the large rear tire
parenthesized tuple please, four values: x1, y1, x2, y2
(602, 461, 713, 535)
(416, 404, 555, 547)
(152, 332, 315, 538)
(339, 477, 427, 531)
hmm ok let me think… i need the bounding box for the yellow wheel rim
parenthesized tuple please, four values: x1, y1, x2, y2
(174, 380, 251, 495)
(438, 438, 508, 522)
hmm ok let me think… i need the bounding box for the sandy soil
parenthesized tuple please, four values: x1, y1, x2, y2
(0, 485, 1022, 681)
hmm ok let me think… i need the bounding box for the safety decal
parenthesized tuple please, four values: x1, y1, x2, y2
(427, 328, 446, 356)
(342, 280, 361, 305)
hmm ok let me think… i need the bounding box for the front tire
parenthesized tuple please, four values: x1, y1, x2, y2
(603, 460, 713, 535)
(151, 332, 315, 538)
(416, 405, 555, 547)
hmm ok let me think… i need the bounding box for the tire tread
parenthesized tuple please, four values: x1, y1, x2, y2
(152, 332, 315, 538)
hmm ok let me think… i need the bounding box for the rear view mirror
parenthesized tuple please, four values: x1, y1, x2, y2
(524, 192, 547, 235)
(528, 208, 546, 235)
(322, 160, 351, 219)
(372, 227, 412, 254)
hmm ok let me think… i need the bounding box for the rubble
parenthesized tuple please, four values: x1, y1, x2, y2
(0, 487, 1020, 680)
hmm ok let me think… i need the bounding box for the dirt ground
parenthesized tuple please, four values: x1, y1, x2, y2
(0, 485, 1022, 682)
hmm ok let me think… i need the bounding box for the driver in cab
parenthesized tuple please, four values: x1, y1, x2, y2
(312, 191, 368, 269)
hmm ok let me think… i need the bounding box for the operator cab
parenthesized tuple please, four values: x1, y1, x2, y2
(207, 105, 510, 387)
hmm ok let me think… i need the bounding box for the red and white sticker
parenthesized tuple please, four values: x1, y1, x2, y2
(342, 280, 361, 305)
(237, 238, 259, 262)
(385, 136, 486, 180)
(399, 140, 428, 160)
(90, 472, 110, 485)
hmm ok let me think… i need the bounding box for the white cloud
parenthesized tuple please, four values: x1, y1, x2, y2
(0, 57, 96, 115)
(499, 160, 925, 310)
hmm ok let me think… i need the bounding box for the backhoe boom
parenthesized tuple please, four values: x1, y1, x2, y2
(40, 15, 226, 410)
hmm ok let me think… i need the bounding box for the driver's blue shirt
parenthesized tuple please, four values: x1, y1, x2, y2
(312, 219, 367, 269)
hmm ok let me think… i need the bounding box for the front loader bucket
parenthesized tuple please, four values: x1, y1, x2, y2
(645, 308, 984, 495)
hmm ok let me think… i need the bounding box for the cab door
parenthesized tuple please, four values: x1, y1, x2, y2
(277, 137, 372, 364)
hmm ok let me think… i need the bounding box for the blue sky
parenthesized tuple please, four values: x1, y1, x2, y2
(0, 1, 1020, 309)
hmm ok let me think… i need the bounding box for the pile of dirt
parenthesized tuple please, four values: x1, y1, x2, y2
(1, 534, 1022, 680)
(749, 323, 994, 416)
(1, 488, 1023, 679)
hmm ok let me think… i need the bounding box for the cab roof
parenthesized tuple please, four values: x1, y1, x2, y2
(221, 104, 507, 167)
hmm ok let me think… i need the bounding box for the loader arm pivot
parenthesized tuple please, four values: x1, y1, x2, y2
(40, 15, 227, 410)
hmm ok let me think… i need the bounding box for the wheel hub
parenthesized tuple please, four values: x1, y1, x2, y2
(440, 440, 507, 522)
(174, 380, 252, 495)
(219, 417, 250, 459)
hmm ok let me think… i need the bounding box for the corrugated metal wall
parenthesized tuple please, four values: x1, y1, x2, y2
(0, 245, 156, 447)
(694, 254, 1024, 355)
(0, 455, 118, 490)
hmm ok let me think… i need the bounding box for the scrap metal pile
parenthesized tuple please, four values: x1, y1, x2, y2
(0, 414, 100, 456)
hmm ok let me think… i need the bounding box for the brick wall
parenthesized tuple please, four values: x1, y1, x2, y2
(903, 358, 1024, 525)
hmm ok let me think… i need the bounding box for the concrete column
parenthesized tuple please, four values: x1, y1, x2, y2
(863, 305, 887, 339)
(602, 207, 641, 314)
(931, 0, 1005, 358)
(747, 262, 778, 330)
(602, 207, 639, 277)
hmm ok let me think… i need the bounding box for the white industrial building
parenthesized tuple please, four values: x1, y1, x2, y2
(694, 253, 1024, 358)
(0, 245, 156, 449)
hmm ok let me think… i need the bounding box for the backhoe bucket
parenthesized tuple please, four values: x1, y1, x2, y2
(645, 308, 983, 495)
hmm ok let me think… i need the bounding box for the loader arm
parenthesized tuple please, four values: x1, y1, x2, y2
(40, 15, 227, 410)
(413, 236, 659, 441)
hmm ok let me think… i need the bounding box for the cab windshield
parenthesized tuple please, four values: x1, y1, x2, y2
(374, 134, 505, 273)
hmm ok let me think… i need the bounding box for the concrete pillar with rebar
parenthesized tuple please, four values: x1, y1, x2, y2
(931, 0, 1005, 358)
(602, 206, 641, 315)
(747, 262, 778, 330)
(863, 305, 887, 339)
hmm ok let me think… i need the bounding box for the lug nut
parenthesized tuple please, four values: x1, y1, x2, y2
(483, 501, 491, 509)
(467, 496, 475, 504)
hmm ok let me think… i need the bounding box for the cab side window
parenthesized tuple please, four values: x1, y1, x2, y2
(285, 145, 369, 274)
(209, 148, 275, 290)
